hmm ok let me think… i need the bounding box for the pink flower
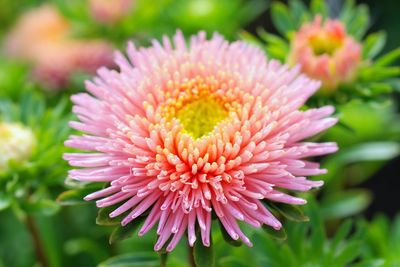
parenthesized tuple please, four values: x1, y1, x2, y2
(288, 16, 362, 93)
(89, 0, 134, 24)
(3, 5, 114, 89)
(64, 31, 338, 251)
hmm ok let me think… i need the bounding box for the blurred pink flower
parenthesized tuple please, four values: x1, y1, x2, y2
(288, 16, 361, 93)
(4, 4, 114, 89)
(64, 31, 338, 251)
(89, 0, 134, 24)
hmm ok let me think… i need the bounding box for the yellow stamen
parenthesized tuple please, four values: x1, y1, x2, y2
(176, 97, 228, 139)
(309, 34, 342, 56)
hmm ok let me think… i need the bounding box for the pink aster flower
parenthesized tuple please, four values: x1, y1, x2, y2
(64, 31, 338, 251)
(89, 0, 134, 24)
(288, 16, 362, 94)
(3, 4, 114, 89)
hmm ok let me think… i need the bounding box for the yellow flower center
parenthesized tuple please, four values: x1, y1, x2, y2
(309, 34, 342, 56)
(176, 97, 228, 139)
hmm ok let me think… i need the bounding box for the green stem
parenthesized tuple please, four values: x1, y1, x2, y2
(188, 245, 197, 267)
(159, 252, 168, 267)
(25, 215, 49, 267)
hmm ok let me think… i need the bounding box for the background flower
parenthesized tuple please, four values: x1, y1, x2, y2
(242, 0, 400, 103)
(3, 4, 114, 90)
(287, 15, 361, 93)
(0, 91, 70, 216)
(89, 0, 135, 24)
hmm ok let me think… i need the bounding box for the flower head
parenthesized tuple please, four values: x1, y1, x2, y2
(288, 16, 362, 93)
(89, 0, 134, 24)
(0, 122, 36, 172)
(0, 92, 70, 214)
(64, 31, 338, 251)
(4, 4, 114, 89)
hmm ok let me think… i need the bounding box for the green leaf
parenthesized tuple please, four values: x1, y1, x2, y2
(98, 252, 159, 267)
(366, 82, 393, 95)
(388, 78, 400, 93)
(338, 142, 400, 163)
(24, 199, 60, 216)
(258, 29, 289, 49)
(335, 241, 361, 266)
(0, 193, 11, 211)
(194, 233, 214, 267)
(262, 225, 287, 240)
(109, 216, 146, 244)
(288, 0, 309, 26)
(270, 203, 309, 222)
(257, 29, 290, 61)
(340, 0, 356, 24)
(351, 259, 385, 267)
(362, 32, 386, 59)
(271, 2, 296, 37)
(375, 47, 400, 67)
(331, 220, 353, 252)
(346, 4, 370, 40)
(359, 66, 400, 82)
(321, 190, 372, 219)
(218, 257, 249, 267)
(96, 205, 121, 226)
(238, 30, 264, 49)
(56, 188, 93, 206)
(310, 0, 328, 18)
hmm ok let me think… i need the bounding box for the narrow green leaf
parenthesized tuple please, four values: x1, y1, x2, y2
(321, 190, 372, 219)
(109, 216, 146, 244)
(334, 241, 361, 266)
(351, 259, 385, 267)
(194, 233, 214, 267)
(262, 225, 287, 240)
(375, 47, 400, 67)
(388, 78, 400, 93)
(359, 66, 400, 82)
(340, 0, 356, 25)
(238, 30, 263, 48)
(271, 2, 296, 37)
(98, 252, 159, 267)
(96, 205, 121, 226)
(270, 203, 309, 222)
(218, 257, 249, 267)
(257, 29, 289, 48)
(362, 32, 386, 59)
(338, 142, 400, 163)
(346, 5, 370, 40)
(288, 0, 309, 26)
(56, 188, 93, 206)
(310, 0, 328, 18)
(331, 220, 353, 252)
(23, 199, 60, 216)
(0, 193, 11, 211)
